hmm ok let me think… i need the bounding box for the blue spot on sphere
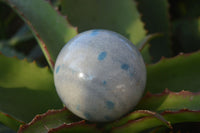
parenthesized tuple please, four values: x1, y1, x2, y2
(103, 80, 107, 85)
(76, 105, 80, 110)
(106, 101, 115, 109)
(121, 64, 129, 71)
(98, 51, 107, 61)
(56, 65, 60, 74)
(90, 30, 99, 36)
(84, 112, 92, 120)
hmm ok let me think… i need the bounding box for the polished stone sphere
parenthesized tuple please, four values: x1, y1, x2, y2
(54, 29, 146, 122)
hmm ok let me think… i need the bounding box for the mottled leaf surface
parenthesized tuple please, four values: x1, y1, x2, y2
(146, 51, 200, 93)
(6, 0, 78, 69)
(0, 54, 62, 122)
(136, 0, 172, 61)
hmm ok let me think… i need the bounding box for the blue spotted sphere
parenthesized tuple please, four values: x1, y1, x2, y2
(54, 29, 146, 122)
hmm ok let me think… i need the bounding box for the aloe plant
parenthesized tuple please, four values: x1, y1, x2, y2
(0, 0, 200, 132)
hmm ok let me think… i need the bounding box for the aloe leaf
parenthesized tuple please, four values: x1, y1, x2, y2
(104, 110, 171, 132)
(18, 108, 81, 133)
(172, 18, 200, 53)
(146, 51, 200, 93)
(141, 44, 152, 64)
(5, 0, 78, 69)
(112, 110, 200, 133)
(0, 54, 62, 122)
(0, 112, 23, 131)
(138, 33, 162, 51)
(138, 33, 162, 64)
(8, 25, 33, 46)
(136, 89, 200, 112)
(0, 44, 25, 59)
(170, 0, 200, 19)
(48, 121, 100, 133)
(60, 0, 146, 46)
(0, 123, 16, 133)
(136, 0, 172, 62)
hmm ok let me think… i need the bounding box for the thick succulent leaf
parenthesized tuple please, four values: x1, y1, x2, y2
(136, 0, 172, 62)
(172, 18, 200, 53)
(138, 33, 162, 51)
(146, 51, 200, 93)
(150, 122, 200, 133)
(5, 0, 78, 69)
(8, 25, 33, 46)
(104, 110, 171, 132)
(112, 110, 200, 133)
(0, 123, 16, 133)
(0, 44, 25, 59)
(170, 0, 200, 19)
(48, 121, 100, 133)
(139, 33, 162, 63)
(18, 108, 81, 133)
(141, 44, 152, 64)
(136, 89, 200, 112)
(0, 112, 23, 131)
(0, 54, 62, 122)
(60, 0, 146, 46)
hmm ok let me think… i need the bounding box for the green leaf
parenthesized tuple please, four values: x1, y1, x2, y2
(60, 0, 146, 46)
(139, 33, 162, 64)
(48, 122, 100, 133)
(136, 89, 200, 112)
(112, 110, 200, 133)
(170, 0, 200, 19)
(18, 108, 81, 133)
(0, 44, 25, 59)
(8, 25, 33, 46)
(136, 0, 172, 62)
(6, 0, 78, 69)
(0, 112, 23, 131)
(60, 0, 152, 64)
(0, 123, 16, 133)
(172, 18, 200, 53)
(146, 51, 200, 93)
(104, 110, 171, 132)
(0, 54, 62, 122)
(141, 44, 152, 64)
(138, 33, 162, 51)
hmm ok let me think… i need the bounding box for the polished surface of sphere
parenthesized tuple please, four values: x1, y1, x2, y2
(54, 29, 146, 122)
